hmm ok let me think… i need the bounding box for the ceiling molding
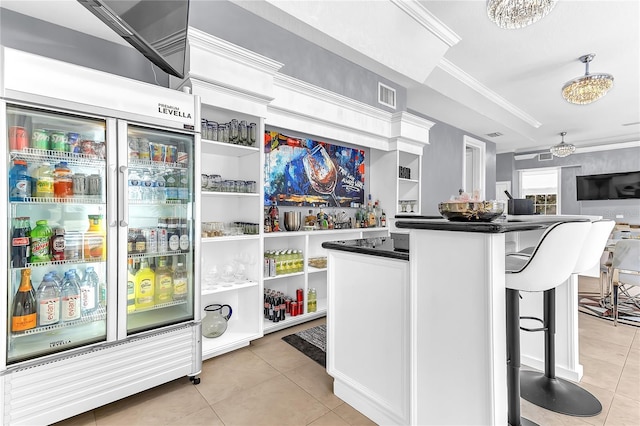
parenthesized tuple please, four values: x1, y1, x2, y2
(513, 140, 640, 160)
(437, 58, 542, 129)
(389, 0, 461, 47)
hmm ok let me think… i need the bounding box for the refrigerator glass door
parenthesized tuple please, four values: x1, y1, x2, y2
(124, 124, 194, 335)
(6, 104, 108, 365)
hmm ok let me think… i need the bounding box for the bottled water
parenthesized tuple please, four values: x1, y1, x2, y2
(128, 170, 141, 201)
(150, 175, 159, 203)
(80, 266, 99, 314)
(155, 173, 166, 202)
(61, 270, 81, 321)
(36, 273, 61, 326)
(140, 170, 153, 202)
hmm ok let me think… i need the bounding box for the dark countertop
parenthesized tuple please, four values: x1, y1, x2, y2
(321, 237, 409, 261)
(395, 217, 589, 233)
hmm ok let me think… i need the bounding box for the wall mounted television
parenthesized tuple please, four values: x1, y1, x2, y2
(576, 171, 640, 200)
(77, 0, 189, 78)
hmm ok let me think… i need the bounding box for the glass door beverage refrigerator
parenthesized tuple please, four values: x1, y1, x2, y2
(0, 48, 201, 425)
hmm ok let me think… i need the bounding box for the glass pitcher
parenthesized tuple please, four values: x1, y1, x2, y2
(202, 304, 233, 338)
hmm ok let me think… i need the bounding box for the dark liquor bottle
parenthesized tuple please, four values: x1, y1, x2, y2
(12, 268, 37, 332)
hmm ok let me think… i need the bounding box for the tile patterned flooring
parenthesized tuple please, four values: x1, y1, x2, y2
(56, 278, 639, 426)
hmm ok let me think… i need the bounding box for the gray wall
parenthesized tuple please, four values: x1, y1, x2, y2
(188, 0, 406, 113)
(412, 112, 497, 216)
(0, 8, 169, 86)
(497, 147, 640, 222)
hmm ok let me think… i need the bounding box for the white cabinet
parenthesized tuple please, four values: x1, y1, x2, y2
(262, 228, 388, 333)
(370, 147, 422, 218)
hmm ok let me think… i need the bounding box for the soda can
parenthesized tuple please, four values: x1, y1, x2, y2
(94, 141, 106, 159)
(50, 227, 66, 261)
(296, 288, 304, 302)
(67, 132, 81, 153)
(149, 142, 165, 162)
(80, 140, 96, 157)
(128, 137, 139, 160)
(50, 131, 68, 152)
(291, 301, 299, 316)
(31, 128, 49, 150)
(72, 173, 87, 196)
(9, 126, 28, 151)
(87, 174, 102, 197)
(165, 144, 177, 163)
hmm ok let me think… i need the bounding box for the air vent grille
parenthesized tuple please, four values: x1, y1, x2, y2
(485, 132, 503, 138)
(538, 152, 553, 161)
(378, 82, 396, 109)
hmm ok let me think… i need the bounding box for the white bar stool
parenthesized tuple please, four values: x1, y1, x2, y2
(518, 220, 613, 416)
(505, 221, 591, 426)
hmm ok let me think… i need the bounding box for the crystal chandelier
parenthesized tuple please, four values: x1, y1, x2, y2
(550, 132, 576, 158)
(487, 0, 557, 29)
(562, 54, 614, 105)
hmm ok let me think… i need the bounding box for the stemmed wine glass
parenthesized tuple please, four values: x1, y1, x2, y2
(303, 145, 340, 207)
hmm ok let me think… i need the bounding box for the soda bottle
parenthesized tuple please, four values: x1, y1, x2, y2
(9, 159, 31, 201)
(178, 169, 188, 201)
(11, 217, 31, 268)
(165, 170, 178, 201)
(50, 227, 66, 261)
(84, 215, 105, 260)
(34, 162, 54, 198)
(307, 288, 317, 313)
(172, 262, 188, 301)
(80, 266, 98, 315)
(154, 256, 173, 304)
(179, 219, 190, 252)
(135, 259, 155, 310)
(53, 162, 73, 198)
(30, 219, 52, 263)
(36, 273, 61, 326)
(61, 270, 81, 321)
(11, 268, 37, 332)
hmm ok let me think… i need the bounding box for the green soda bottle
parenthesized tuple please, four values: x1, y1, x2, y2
(30, 219, 52, 263)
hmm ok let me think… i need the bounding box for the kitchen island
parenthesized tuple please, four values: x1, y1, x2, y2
(323, 216, 593, 426)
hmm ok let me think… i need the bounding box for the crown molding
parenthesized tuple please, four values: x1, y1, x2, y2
(437, 58, 542, 129)
(187, 27, 283, 75)
(513, 140, 640, 160)
(390, 0, 461, 47)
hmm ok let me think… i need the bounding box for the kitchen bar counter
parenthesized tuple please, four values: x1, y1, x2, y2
(324, 215, 596, 425)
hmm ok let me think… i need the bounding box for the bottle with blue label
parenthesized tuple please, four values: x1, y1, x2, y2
(9, 159, 31, 201)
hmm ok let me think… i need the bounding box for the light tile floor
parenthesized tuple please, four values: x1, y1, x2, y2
(56, 277, 639, 426)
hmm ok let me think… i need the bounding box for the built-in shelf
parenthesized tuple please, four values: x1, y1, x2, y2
(201, 139, 259, 157)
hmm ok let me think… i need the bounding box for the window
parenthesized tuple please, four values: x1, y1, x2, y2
(520, 168, 559, 215)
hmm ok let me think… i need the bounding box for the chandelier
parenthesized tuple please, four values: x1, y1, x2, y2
(487, 0, 557, 29)
(550, 132, 575, 158)
(562, 54, 614, 105)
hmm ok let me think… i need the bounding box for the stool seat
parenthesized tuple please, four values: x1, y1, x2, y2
(504, 221, 592, 426)
(507, 220, 613, 418)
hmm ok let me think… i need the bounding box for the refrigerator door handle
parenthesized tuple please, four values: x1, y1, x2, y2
(119, 165, 128, 227)
(108, 164, 118, 227)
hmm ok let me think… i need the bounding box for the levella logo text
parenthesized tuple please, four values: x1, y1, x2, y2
(158, 103, 192, 119)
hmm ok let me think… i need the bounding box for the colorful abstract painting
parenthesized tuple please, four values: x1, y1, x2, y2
(264, 131, 365, 207)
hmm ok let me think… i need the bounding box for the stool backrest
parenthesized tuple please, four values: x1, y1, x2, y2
(612, 239, 640, 286)
(506, 221, 591, 292)
(573, 220, 616, 274)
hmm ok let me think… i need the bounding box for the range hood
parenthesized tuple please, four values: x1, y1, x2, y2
(77, 0, 189, 78)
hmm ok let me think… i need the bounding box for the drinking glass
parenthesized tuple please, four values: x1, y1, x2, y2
(302, 144, 340, 207)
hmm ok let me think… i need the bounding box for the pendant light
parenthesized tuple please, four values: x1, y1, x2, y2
(562, 54, 614, 105)
(487, 0, 557, 29)
(550, 132, 575, 158)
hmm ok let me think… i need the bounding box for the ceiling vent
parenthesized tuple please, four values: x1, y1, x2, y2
(538, 152, 554, 161)
(485, 132, 503, 138)
(378, 82, 396, 109)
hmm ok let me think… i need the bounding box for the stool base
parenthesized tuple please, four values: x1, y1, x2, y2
(520, 370, 602, 416)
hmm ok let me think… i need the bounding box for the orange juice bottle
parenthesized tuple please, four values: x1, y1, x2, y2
(84, 214, 105, 260)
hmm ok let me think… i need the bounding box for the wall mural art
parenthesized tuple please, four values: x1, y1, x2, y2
(264, 131, 365, 207)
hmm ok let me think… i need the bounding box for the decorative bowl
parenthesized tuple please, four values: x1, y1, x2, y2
(438, 201, 504, 222)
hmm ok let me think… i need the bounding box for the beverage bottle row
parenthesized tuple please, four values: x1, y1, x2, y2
(263, 289, 305, 322)
(127, 257, 188, 313)
(127, 217, 190, 255)
(11, 215, 106, 267)
(263, 249, 304, 277)
(9, 159, 102, 201)
(128, 168, 188, 202)
(11, 266, 102, 332)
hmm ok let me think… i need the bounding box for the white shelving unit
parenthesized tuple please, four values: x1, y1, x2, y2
(262, 227, 388, 333)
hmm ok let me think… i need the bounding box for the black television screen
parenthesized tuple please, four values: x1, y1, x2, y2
(576, 171, 640, 200)
(78, 0, 189, 78)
